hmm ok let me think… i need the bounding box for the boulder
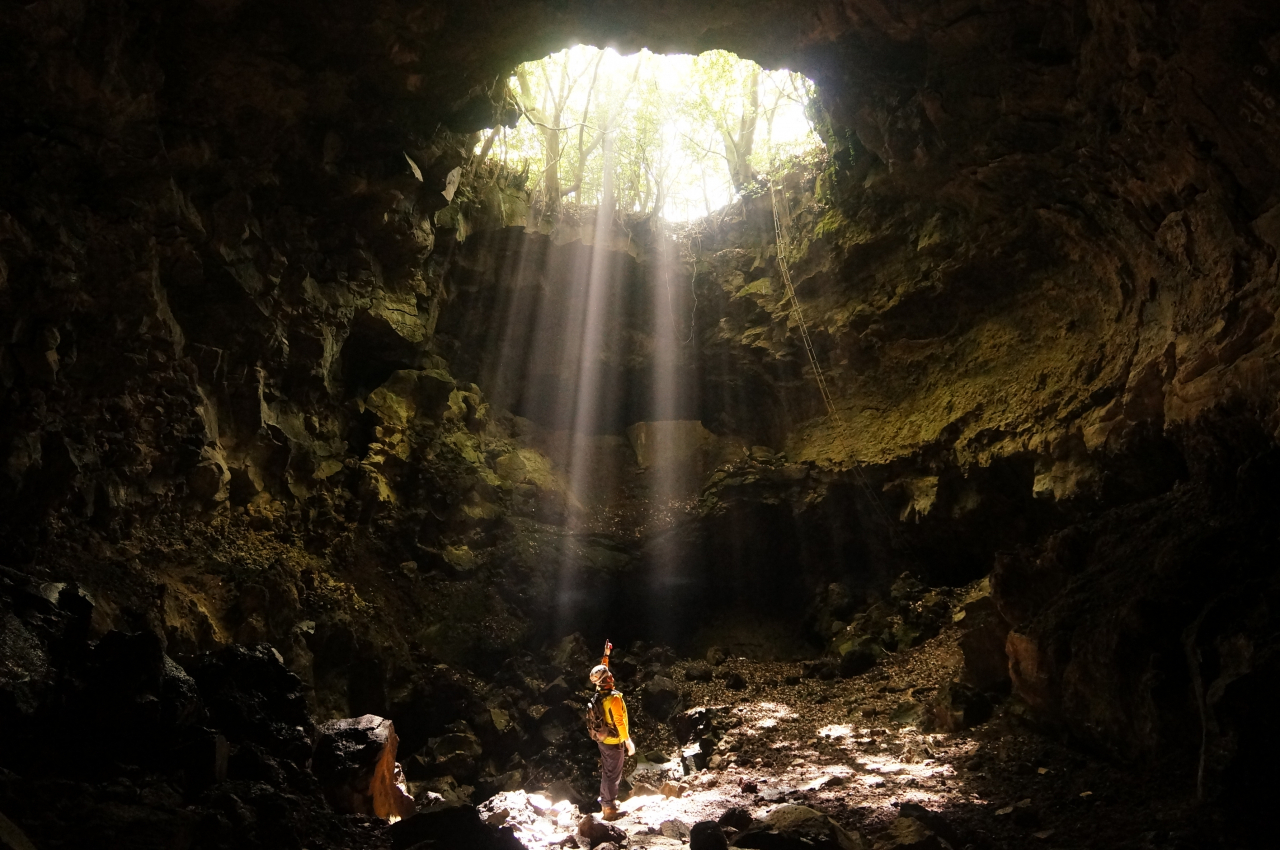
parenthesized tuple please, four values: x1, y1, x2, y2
(890, 573, 925, 603)
(661, 818, 692, 840)
(717, 807, 754, 831)
(186, 643, 313, 765)
(838, 647, 877, 678)
(72, 630, 206, 772)
(889, 700, 927, 726)
(671, 705, 721, 747)
(389, 804, 522, 849)
(893, 618, 940, 651)
(313, 714, 416, 820)
(800, 661, 839, 681)
(734, 805, 866, 850)
(876, 816, 951, 849)
(551, 634, 593, 671)
(429, 724, 484, 780)
(578, 815, 627, 847)
(896, 804, 962, 848)
(541, 676, 572, 703)
(684, 662, 714, 682)
(641, 676, 682, 720)
(955, 592, 1011, 692)
(690, 820, 730, 850)
(928, 681, 992, 732)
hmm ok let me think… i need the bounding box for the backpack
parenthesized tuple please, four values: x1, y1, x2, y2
(585, 691, 619, 742)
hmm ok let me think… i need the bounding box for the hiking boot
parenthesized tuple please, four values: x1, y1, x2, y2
(601, 805, 621, 821)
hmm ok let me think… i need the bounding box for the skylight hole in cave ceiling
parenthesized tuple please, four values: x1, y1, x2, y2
(473, 45, 825, 224)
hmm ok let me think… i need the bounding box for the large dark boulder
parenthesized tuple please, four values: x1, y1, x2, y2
(428, 723, 485, 780)
(955, 590, 1011, 692)
(389, 804, 522, 850)
(733, 805, 867, 850)
(641, 676, 682, 721)
(578, 815, 628, 848)
(187, 643, 314, 766)
(690, 820, 729, 850)
(65, 630, 206, 776)
(838, 647, 877, 679)
(313, 714, 416, 820)
(684, 662, 714, 682)
(927, 681, 993, 732)
(875, 816, 952, 850)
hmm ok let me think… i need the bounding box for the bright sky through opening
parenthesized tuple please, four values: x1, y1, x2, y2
(477, 46, 823, 222)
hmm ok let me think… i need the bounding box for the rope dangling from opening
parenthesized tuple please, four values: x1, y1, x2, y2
(768, 178, 896, 532)
(656, 218, 699, 345)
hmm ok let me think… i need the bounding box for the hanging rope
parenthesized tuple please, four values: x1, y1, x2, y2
(768, 179, 896, 531)
(769, 180, 837, 416)
(684, 233, 699, 344)
(656, 219, 699, 345)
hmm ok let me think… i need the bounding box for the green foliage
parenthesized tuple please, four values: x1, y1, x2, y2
(478, 46, 823, 222)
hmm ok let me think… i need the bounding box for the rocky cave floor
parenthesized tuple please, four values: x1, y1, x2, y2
(0, 569, 1234, 850)
(490, 628, 1222, 850)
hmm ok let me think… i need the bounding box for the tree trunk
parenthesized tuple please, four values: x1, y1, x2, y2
(721, 67, 760, 192)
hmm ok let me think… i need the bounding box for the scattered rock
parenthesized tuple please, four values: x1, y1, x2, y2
(838, 647, 877, 678)
(954, 583, 1011, 692)
(876, 816, 951, 849)
(187, 643, 314, 765)
(659, 780, 686, 798)
(684, 662, 714, 682)
(312, 714, 416, 820)
(578, 815, 628, 847)
(430, 724, 485, 780)
(889, 700, 927, 726)
(896, 804, 962, 848)
(928, 681, 992, 732)
(690, 820, 730, 850)
(661, 818, 692, 840)
(390, 803, 522, 849)
(718, 807, 754, 831)
(642, 676, 683, 720)
(735, 805, 866, 850)
(552, 634, 593, 671)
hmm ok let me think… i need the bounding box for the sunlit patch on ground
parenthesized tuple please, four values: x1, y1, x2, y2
(479, 618, 1208, 849)
(480, 629, 999, 848)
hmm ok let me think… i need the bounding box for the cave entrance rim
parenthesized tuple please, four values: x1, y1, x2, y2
(473, 44, 825, 225)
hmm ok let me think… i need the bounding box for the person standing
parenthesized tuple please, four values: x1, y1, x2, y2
(588, 640, 635, 821)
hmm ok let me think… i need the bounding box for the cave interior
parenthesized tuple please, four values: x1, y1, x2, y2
(2, 1, 1280, 848)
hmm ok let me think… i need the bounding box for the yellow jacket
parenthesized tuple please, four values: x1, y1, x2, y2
(599, 689, 629, 745)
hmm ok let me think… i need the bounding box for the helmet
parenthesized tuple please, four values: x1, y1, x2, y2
(589, 664, 611, 685)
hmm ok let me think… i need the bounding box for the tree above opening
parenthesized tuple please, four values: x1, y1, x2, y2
(478, 46, 823, 223)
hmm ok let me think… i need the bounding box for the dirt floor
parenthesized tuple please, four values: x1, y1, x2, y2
(481, 625, 1225, 850)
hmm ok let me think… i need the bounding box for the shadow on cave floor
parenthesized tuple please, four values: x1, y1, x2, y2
(490, 624, 1221, 850)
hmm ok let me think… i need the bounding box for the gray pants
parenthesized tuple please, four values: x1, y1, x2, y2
(598, 741, 626, 806)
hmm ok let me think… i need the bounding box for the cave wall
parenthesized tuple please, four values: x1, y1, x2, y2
(2, 0, 1280, 798)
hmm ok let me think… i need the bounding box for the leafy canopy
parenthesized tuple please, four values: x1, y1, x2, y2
(478, 46, 821, 223)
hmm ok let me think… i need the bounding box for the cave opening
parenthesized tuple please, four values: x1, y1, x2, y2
(477, 45, 824, 223)
(425, 47, 854, 658)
